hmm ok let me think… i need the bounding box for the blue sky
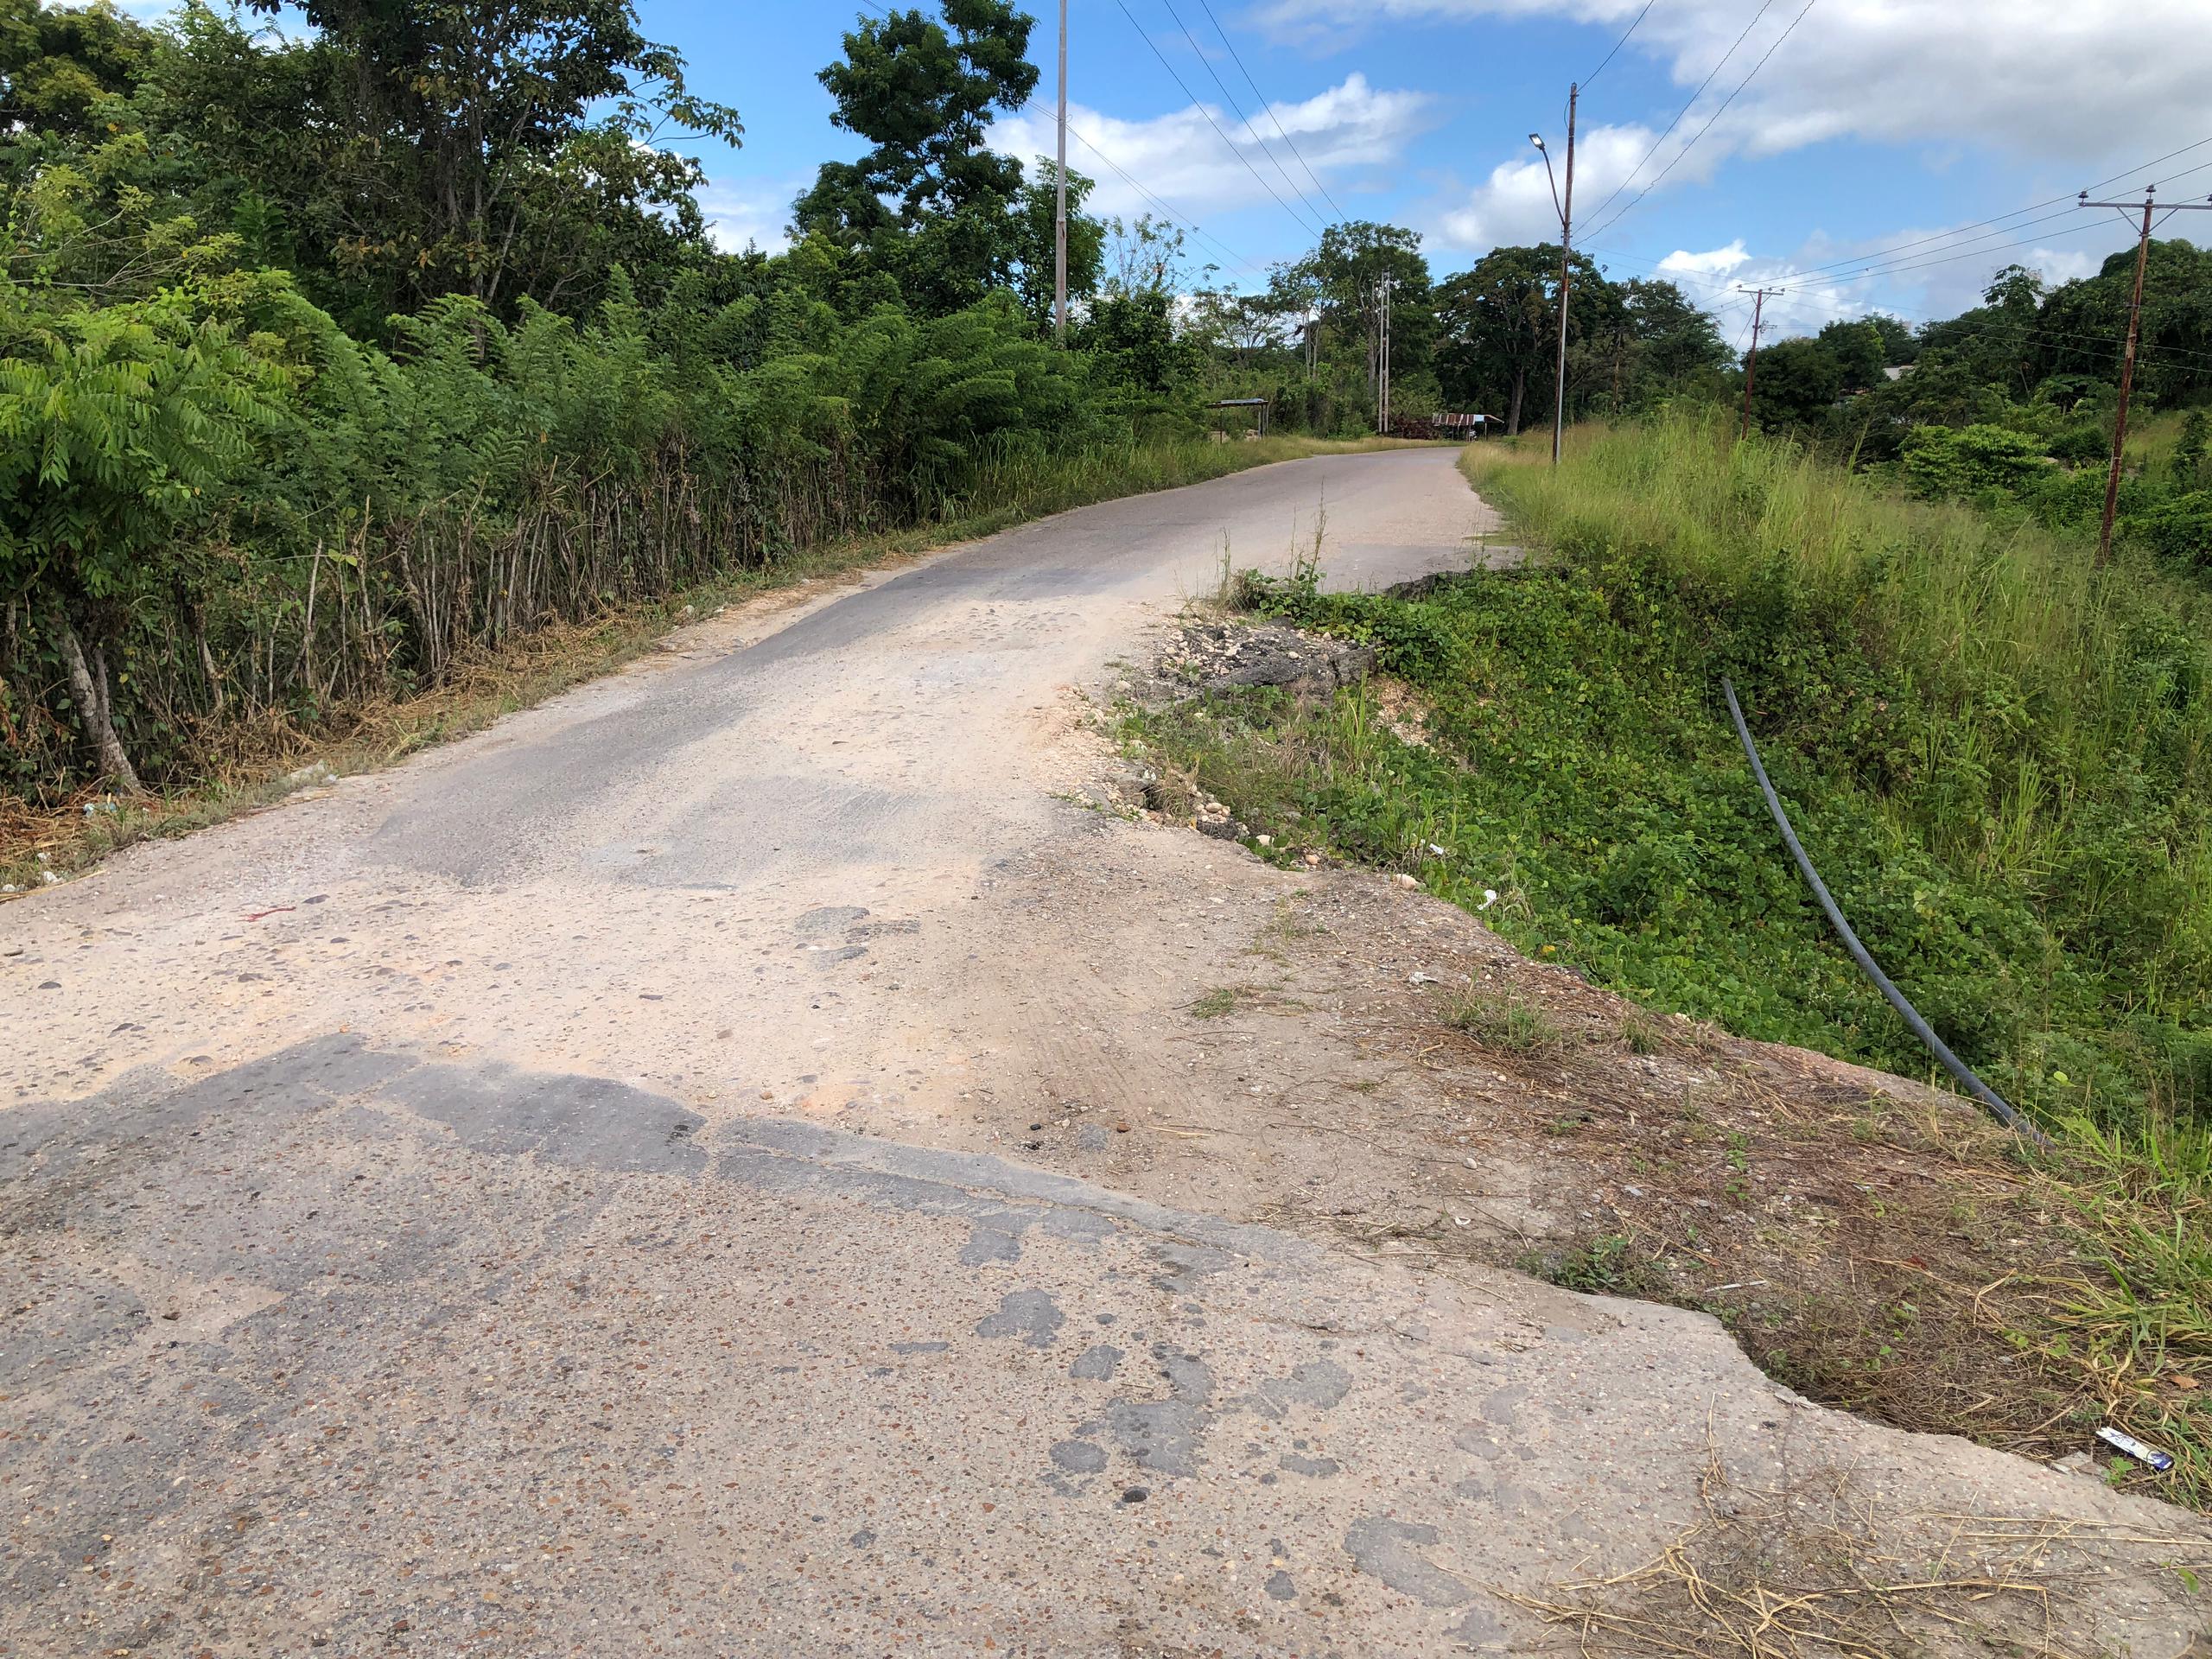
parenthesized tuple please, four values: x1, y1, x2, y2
(654, 0, 2211, 341)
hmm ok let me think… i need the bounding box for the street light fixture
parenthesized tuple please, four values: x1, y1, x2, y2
(1531, 88, 1578, 467)
(1530, 134, 1563, 233)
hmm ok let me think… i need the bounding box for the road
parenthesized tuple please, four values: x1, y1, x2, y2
(4, 449, 2202, 1656)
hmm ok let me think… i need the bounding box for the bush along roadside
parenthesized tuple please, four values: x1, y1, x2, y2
(1, 421, 1405, 887)
(1116, 413, 2212, 1503)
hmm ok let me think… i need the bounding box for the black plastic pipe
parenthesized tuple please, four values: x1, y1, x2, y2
(1720, 677, 2048, 1147)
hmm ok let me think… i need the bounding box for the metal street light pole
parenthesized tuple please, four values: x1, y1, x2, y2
(1531, 85, 1577, 467)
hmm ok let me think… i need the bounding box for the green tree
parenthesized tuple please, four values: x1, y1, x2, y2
(1008, 160, 1103, 330)
(1815, 318, 1885, 392)
(0, 0, 152, 152)
(1745, 335, 1842, 430)
(1618, 276, 1729, 394)
(1435, 242, 1607, 434)
(794, 0, 1038, 317)
(150, 0, 741, 326)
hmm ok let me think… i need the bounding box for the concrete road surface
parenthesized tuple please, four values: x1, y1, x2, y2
(5, 450, 2204, 1656)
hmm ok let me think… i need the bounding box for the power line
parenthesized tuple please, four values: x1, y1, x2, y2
(2088, 135, 2212, 196)
(1810, 211, 2104, 287)
(1783, 203, 2093, 282)
(1578, 0, 1780, 229)
(1192, 0, 1351, 223)
(850, 0, 1271, 282)
(1582, 0, 1659, 88)
(1155, 0, 1333, 232)
(1582, 0, 1819, 242)
(1752, 287, 2212, 373)
(1580, 239, 2212, 370)
(1771, 138, 2212, 283)
(1050, 112, 1273, 278)
(1107, 0, 1325, 238)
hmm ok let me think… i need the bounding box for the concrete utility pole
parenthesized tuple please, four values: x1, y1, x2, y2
(2079, 188, 2212, 566)
(1551, 84, 1577, 466)
(1374, 272, 1393, 435)
(1053, 0, 1069, 342)
(1737, 285, 1783, 441)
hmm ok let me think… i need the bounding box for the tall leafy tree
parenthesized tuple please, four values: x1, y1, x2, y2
(1745, 335, 1844, 429)
(1277, 221, 1436, 424)
(1009, 160, 1103, 329)
(1613, 276, 1729, 401)
(1435, 243, 1607, 433)
(148, 0, 741, 327)
(0, 0, 152, 152)
(794, 0, 1039, 317)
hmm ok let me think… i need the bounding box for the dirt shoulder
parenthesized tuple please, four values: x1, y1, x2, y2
(1084, 629, 2207, 1515)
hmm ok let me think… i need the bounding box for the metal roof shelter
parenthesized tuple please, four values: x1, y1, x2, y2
(1205, 397, 1272, 437)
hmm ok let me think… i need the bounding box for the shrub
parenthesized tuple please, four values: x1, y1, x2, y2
(2124, 490, 2212, 570)
(1899, 422, 2045, 499)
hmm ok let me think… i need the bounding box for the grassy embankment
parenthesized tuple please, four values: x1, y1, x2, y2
(2, 434, 1407, 890)
(1121, 410, 2212, 1502)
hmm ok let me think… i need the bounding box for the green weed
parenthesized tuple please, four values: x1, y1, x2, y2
(1445, 988, 1567, 1054)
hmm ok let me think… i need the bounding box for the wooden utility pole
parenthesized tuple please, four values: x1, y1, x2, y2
(1549, 82, 1577, 467)
(1737, 285, 1783, 440)
(1053, 0, 1068, 342)
(2079, 188, 2212, 565)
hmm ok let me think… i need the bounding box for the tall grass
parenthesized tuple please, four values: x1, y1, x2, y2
(1474, 416, 2207, 821)
(1469, 411, 2212, 1046)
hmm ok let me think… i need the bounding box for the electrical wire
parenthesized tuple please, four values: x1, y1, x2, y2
(1580, 241, 2212, 371)
(1722, 678, 2044, 1145)
(1046, 111, 1274, 279)
(844, 0, 1274, 282)
(1108, 0, 1325, 239)
(1581, 0, 1819, 242)
(1156, 0, 1334, 232)
(1578, 0, 1780, 228)
(1581, 0, 1659, 89)
(1192, 0, 1352, 223)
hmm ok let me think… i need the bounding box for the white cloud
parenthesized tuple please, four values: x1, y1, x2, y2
(1264, 0, 2210, 236)
(990, 73, 1432, 223)
(2027, 247, 2101, 287)
(1618, 227, 2140, 344)
(696, 179, 800, 257)
(1431, 121, 1726, 251)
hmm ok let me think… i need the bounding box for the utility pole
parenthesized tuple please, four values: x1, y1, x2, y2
(1737, 285, 1783, 441)
(2079, 187, 2212, 566)
(1052, 0, 1068, 342)
(1529, 90, 1576, 466)
(1374, 273, 1393, 435)
(1550, 83, 1576, 467)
